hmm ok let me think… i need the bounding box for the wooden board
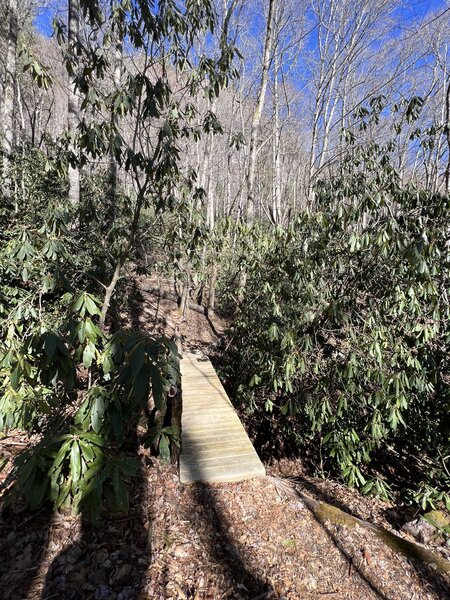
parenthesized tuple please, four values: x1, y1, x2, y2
(179, 352, 266, 484)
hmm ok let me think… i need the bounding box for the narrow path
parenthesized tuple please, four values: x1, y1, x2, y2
(179, 352, 265, 483)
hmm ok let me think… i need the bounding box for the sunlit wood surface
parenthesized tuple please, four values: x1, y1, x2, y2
(179, 352, 265, 484)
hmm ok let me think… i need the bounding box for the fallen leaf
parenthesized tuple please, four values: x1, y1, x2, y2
(361, 547, 372, 567)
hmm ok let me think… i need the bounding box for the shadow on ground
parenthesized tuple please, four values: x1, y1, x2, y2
(40, 437, 151, 599)
(0, 432, 152, 600)
(288, 475, 450, 599)
(0, 495, 53, 600)
(178, 421, 273, 598)
(189, 482, 273, 598)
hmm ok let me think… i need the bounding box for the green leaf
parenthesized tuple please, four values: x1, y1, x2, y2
(55, 479, 71, 509)
(73, 294, 84, 313)
(249, 374, 261, 387)
(29, 475, 49, 510)
(162, 425, 179, 437)
(10, 365, 20, 391)
(85, 295, 99, 316)
(102, 353, 114, 376)
(70, 440, 81, 483)
(91, 395, 105, 433)
(77, 320, 86, 344)
(44, 333, 57, 359)
(159, 434, 170, 462)
(130, 343, 146, 376)
(52, 439, 72, 469)
(82, 432, 106, 446)
(83, 343, 95, 368)
(79, 440, 96, 462)
(132, 367, 148, 404)
(268, 323, 279, 341)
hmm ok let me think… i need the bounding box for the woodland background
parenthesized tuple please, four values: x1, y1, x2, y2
(0, 0, 449, 523)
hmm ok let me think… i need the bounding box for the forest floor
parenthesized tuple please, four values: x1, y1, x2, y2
(1, 276, 449, 600)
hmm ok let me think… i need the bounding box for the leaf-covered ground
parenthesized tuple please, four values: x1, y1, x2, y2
(1, 279, 449, 599)
(1, 453, 449, 599)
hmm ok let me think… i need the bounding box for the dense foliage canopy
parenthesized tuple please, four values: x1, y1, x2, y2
(224, 105, 450, 508)
(0, 0, 236, 521)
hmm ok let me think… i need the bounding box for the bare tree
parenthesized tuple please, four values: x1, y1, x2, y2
(445, 73, 450, 193)
(67, 0, 80, 205)
(305, 0, 399, 197)
(2, 0, 18, 182)
(245, 0, 276, 223)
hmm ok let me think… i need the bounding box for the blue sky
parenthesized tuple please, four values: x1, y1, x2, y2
(34, 5, 55, 37)
(34, 0, 448, 39)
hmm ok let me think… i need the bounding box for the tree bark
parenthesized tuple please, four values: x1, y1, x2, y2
(2, 0, 18, 182)
(272, 46, 282, 225)
(444, 74, 450, 194)
(208, 262, 218, 313)
(203, 98, 216, 229)
(108, 40, 123, 226)
(245, 0, 275, 223)
(178, 274, 191, 318)
(68, 0, 80, 206)
(99, 258, 124, 330)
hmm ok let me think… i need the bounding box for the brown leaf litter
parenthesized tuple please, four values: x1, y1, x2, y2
(1, 278, 450, 599)
(2, 454, 449, 599)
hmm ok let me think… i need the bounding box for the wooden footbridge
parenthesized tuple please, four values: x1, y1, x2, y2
(179, 352, 265, 484)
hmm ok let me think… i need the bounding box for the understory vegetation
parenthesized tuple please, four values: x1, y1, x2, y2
(0, 0, 449, 526)
(222, 109, 450, 509)
(0, 146, 180, 522)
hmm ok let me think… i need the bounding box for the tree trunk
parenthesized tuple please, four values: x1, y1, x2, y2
(237, 269, 247, 305)
(272, 47, 282, 225)
(204, 98, 216, 229)
(445, 75, 450, 194)
(141, 285, 209, 316)
(68, 0, 80, 206)
(108, 40, 123, 226)
(2, 0, 18, 183)
(99, 258, 123, 330)
(178, 274, 191, 318)
(208, 262, 218, 314)
(99, 185, 146, 329)
(245, 0, 275, 223)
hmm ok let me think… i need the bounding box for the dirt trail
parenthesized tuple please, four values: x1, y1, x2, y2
(1, 277, 449, 599)
(145, 464, 449, 599)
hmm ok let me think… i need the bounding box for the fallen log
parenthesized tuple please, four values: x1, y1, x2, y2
(269, 475, 450, 577)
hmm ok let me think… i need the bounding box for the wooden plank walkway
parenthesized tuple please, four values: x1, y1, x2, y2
(179, 352, 265, 484)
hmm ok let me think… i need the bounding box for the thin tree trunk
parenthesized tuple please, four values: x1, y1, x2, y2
(68, 0, 80, 206)
(237, 269, 247, 305)
(99, 258, 124, 330)
(16, 83, 26, 205)
(208, 262, 218, 314)
(108, 40, 123, 226)
(99, 183, 146, 329)
(206, 144, 215, 229)
(204, 98, 216, 229)
(272, 48, 282, 225)
(2, 0, 18, 184)
(178, 273, 191, 318)
(245, 0, 275, 223)
(225, 93, 236, 215)
(444, 75, 450, 194)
